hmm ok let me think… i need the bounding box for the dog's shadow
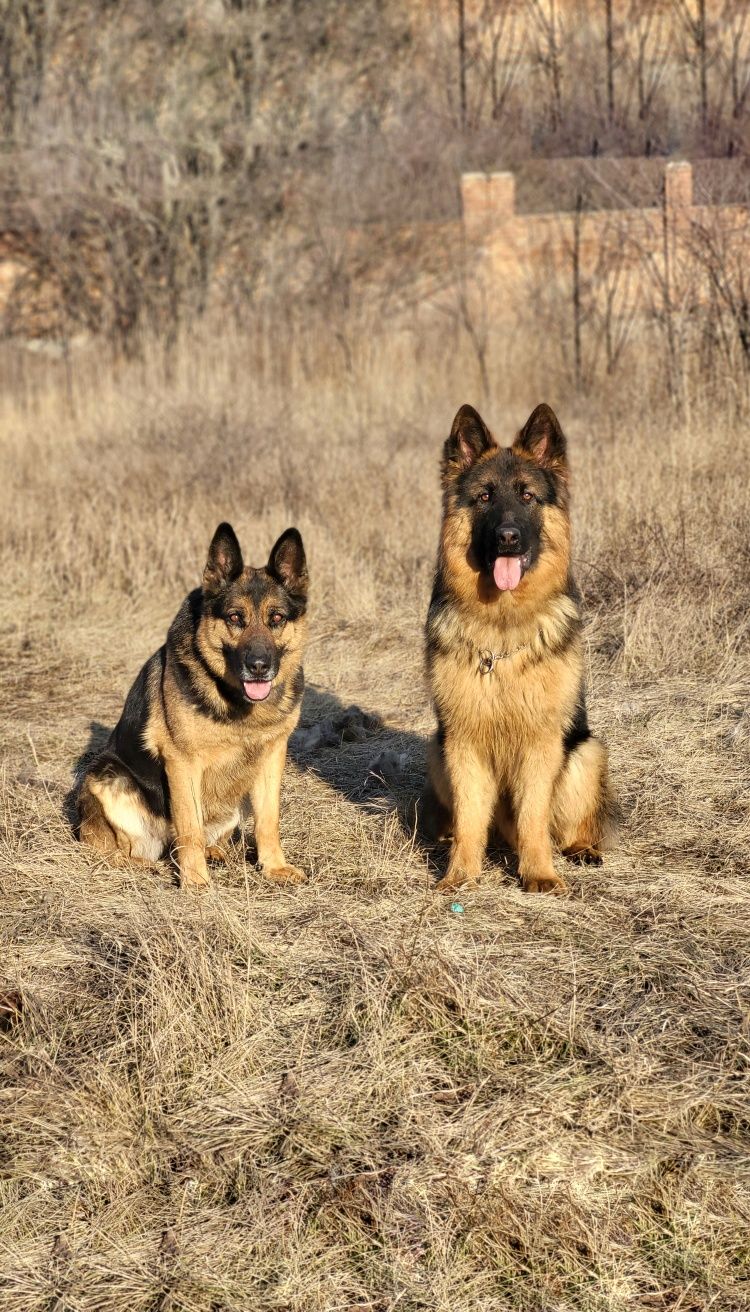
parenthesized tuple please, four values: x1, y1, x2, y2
(289, 684, 427, 819)
(63, 720, 112, 831)
(289, 685, 518, 882)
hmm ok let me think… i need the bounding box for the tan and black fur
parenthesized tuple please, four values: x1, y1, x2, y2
(78, 523, 309, 889)
(423, 403, 613, 895)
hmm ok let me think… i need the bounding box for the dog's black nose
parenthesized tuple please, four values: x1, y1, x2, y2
(497, 525, 521, 551)
(246, 657, 272, 680)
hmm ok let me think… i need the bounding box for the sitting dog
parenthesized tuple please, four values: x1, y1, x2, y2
(78, 522, 309, 889)
(422, 403, 613, 895)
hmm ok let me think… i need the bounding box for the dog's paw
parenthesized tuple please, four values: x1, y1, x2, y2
(434, 870, 478, 895)
(180, 865, 212, 891)
(261, 863, 308, 885)
(417, 792, 453, 844)
(522, 872, 568, 896)
(434, 828, 454, 844)
(563, 845, 603, 866)
(205, 844, 229, 864)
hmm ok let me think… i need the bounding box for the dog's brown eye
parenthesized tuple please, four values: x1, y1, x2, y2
(269, 612, 286, 628)
(521, 488, 534, 503)
(478, 490, 491, 504)
(226, 611, 243, 628)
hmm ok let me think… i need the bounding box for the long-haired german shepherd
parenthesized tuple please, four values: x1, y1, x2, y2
(77, 523, 309, 889)
(423, 402, 613, 895)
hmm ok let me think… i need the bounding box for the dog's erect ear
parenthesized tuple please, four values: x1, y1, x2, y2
(513, 404, 568, 476)
(442, 404, 497, 480)
(203, 522, 244, 593)
(268, 527, 308, 599)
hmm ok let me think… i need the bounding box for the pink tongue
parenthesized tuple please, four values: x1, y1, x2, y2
(244, 680, 272, 702)
(493, 556, 523, 591)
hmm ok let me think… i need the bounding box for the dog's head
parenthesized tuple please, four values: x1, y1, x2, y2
(441, 403, 571, 597)
(199, 523, 308, 705)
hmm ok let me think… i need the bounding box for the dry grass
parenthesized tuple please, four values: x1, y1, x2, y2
(1, 316, 749, 1311)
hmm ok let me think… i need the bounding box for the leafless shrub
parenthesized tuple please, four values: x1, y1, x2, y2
(527, 0, 565, 131)
(0, 0, 51, 137)
(723, 0, 750, 121)
(687, 201, 750, 407)
(0, 1, 749, 360)
(474, 1, 525, 124)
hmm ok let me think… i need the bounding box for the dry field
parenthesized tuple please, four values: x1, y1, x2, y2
(1, 318, 749, 1311)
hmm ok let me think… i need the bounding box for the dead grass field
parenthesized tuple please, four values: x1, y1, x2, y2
(1, 318, 749, 1311)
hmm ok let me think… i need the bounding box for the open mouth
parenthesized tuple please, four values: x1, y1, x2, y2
(492, 552, 531, 592)
(242, 679, 273, 702)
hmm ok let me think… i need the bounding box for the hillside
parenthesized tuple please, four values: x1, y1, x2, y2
(1, 1, 749, 345)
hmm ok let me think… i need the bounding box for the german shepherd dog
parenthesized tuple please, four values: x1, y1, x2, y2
(423, 403, 612, 895)
(77, 523, 308, 890)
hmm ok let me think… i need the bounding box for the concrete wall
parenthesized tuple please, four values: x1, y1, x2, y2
(460, 162, 748, 305)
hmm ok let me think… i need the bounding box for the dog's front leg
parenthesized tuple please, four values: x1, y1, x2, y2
(249, 736, 306, 885)
(513, 741, 567, 895)
(166, 757, 210, 890)
(435, 739, 495, 893)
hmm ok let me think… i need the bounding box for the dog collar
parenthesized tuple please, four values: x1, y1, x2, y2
(478, 647, 526, 673)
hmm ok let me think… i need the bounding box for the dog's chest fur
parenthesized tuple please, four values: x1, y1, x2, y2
(146, 688, 300, 820)
(427, 593, 582, 758)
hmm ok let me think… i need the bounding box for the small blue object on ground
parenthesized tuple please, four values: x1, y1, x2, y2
(450, 902, 464, 914)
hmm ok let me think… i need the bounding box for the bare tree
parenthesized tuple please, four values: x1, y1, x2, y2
(476, 1, 525, 123)
(0, 0, 51, 137)
(591, 216, 641, 376)
(689, 207, 750, 376)
(604, 0, 615, 124)
(723, 0, 750, 122)
(457, 0, 468, 130)
(439, 239, 493, 401)
(628, 3, 669, 124)
(572, 191, 584, 389)
(661, 176, 681, 404)
(673, 0, 711, 131)
(527, 0, 563, 131)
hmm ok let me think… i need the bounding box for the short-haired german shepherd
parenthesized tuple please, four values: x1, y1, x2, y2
(77, 523, 309, 890)
(423, 403, 612, 895)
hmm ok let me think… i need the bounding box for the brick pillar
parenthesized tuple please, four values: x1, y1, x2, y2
(664, 161, 693, 213)
(461, 171, 515, 243)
